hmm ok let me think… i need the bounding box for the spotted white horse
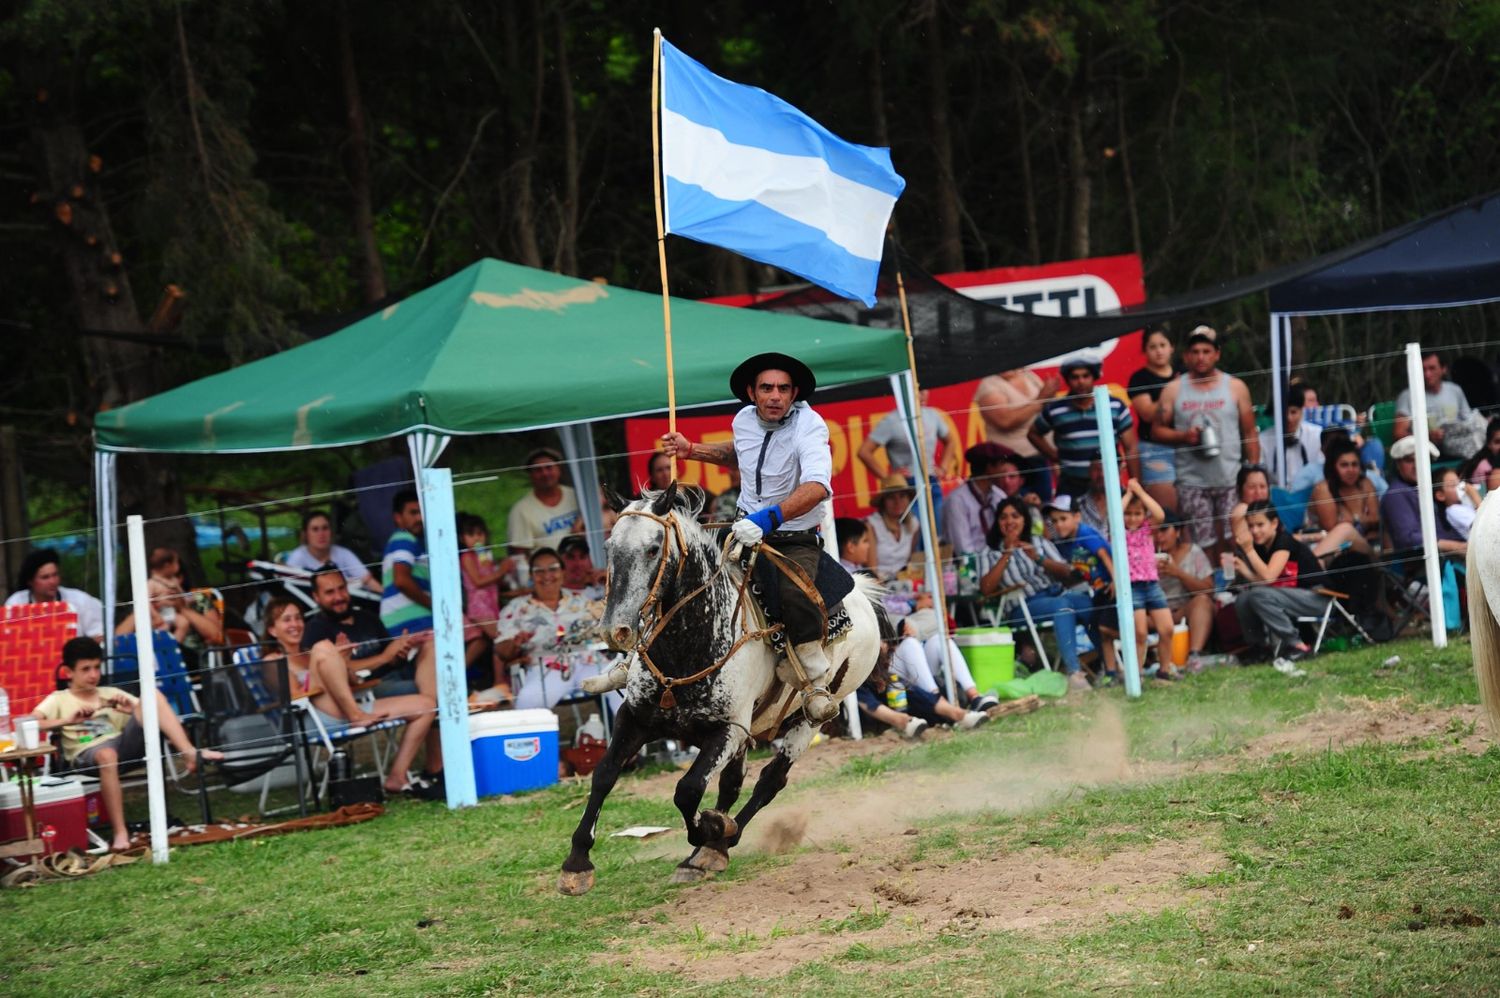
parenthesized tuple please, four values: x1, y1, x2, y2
(558, 483, 884, 895)
(1466, 492, 1500, 732)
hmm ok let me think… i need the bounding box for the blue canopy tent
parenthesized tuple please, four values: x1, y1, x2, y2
(1265, 191, 1500, 482)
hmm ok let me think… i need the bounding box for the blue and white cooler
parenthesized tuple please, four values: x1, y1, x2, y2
(469, 708, 560, 797)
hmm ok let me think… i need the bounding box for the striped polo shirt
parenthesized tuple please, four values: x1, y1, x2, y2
(1033, 395, 1133, 483)
(380, 529, 432, 635)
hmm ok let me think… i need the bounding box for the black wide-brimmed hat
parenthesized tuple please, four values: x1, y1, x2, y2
(729, 352, 816, 404)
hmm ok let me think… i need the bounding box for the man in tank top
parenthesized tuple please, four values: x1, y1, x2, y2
(1154, 326, 1260, 560)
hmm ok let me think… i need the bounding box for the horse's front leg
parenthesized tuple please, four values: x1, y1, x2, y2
(670, 722, 748, 884)
(558, 703, 651, 896)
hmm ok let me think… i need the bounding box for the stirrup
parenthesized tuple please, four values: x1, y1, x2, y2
(581, 659, 631, 695)
(801, 686, 840, 724)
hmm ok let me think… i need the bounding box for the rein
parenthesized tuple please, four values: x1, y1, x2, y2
(612, 509, 827, 710)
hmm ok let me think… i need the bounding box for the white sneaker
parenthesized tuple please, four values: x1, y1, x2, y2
(958, 711, 989, 731)
(901, 717, 928, 740)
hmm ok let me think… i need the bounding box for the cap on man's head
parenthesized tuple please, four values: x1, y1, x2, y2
(964, 441, 1014, 472)
(1058, 355, 1102, 377)
(1390, 436, 1440, 461)
(557, 534, 590, 557)
(1186, 325, 1220, 348)
(729, 352, 816, 404)
(1043, 494, 1076, 514)
(525, 447, 563, 467)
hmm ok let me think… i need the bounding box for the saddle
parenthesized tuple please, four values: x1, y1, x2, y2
(741, 542, 855, 651)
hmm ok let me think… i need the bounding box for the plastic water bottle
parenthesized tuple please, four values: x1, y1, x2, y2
(576, 712, 605, 746)
(0, 683, 11, 751)
(885, 673, 908, 711)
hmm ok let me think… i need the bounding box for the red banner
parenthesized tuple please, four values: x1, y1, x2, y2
(625, 254, 1145, 515)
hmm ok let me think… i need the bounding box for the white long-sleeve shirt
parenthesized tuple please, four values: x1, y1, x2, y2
(732, 402, 833, 531)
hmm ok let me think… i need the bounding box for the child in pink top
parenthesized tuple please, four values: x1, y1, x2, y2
(1121, 479, 1182, 680)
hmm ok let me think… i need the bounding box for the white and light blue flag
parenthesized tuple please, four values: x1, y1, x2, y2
(659, 37, 905, 307)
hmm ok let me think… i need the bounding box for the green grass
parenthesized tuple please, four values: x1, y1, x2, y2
(6, 636, 1497, 995)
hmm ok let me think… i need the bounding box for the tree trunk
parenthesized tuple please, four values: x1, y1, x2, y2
(1011, 63, 1041, 265)
(29, 117, 202, 586)
(924, 11, 963, 271)
(336, 0, 387, 303)
(1115, 80, 1142, 263)
(501, 0, 544, 269)
(552, 8, 579, 275)
(1066, 94, 1091, 259)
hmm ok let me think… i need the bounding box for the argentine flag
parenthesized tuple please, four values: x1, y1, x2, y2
(659, 37, 905, 307)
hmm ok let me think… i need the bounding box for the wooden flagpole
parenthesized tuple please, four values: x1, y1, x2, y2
(651, 28, 679, 478)
(894, 268, 952, 640)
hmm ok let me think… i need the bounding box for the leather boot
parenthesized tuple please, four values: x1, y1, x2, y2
(790, 641, 839, 723)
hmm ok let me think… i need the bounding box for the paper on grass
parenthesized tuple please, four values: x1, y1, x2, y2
(611, 826, 673, 839)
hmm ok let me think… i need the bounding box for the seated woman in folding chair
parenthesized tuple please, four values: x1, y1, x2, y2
(977, 497, 1097, 691)
(1230, 500, 1326, 663)
(494, 547, 612, 712)
(260, 596, 443, 798)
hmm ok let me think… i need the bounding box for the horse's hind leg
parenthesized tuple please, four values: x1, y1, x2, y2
(558, 705, 651, 896)
(725, 719, 816, 849)
(670, 724, 748, 884)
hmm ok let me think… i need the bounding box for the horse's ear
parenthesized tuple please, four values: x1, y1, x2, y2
(651, 480, 677, 516)
(602, 484, 629, 512)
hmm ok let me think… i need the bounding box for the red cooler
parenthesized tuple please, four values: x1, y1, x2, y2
(0, 776, 89, 853)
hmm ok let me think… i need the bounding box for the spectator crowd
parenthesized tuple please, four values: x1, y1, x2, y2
(5, 329, 1488, 828)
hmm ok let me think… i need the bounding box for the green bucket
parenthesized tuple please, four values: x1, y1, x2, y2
(953, 626, 1015, 694)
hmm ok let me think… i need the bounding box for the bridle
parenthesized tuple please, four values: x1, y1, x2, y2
(608, 508, 788, 710)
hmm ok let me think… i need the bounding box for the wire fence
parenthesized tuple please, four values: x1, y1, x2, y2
(1, 339, 1475, 737)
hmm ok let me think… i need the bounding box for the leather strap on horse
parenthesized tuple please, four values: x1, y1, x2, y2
(614, 509, 825, 710)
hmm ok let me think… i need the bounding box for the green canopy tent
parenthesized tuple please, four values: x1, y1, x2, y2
(92, 257, 910, 625)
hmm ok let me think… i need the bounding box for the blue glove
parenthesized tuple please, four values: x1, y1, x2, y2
(746, 505, 783, 535)
(731, 505, 782, 548)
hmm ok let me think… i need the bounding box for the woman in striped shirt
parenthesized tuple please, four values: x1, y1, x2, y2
(978, 497, 1096, 681)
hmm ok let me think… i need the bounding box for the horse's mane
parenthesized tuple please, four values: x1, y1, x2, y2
(631, 484, 717, 554)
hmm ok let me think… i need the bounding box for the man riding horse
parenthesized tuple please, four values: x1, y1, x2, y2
(601, 352, 846, 723)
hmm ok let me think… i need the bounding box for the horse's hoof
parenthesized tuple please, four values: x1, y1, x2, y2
(557, 868, 596, 896)
(671, 864, 711, 884)
(694, 847, 730, 873)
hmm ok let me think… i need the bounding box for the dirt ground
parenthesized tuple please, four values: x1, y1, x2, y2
(596, 696, 1493, 982)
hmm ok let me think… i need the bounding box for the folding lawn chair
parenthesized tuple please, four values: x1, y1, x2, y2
(1294, 588, 1374, 653)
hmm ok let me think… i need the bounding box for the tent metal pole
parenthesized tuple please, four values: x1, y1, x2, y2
(558, 423, 607, 565)
(420, 466, 480, 807)
(892, 371, 958, 705)
(95, 450, 118, 639)
(1095, 386, 1141, 698)
(1270, 314, 1286, 486)
(1405, 343, 1448, 648)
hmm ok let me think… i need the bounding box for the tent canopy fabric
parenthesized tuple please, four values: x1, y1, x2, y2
(1268, 192, 1500, 314)
(94, 259, 911, 454)
(747, 191, 1500, 388)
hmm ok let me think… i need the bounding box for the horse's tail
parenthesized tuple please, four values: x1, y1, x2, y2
(851, 573, 888, 616)
(1468, 495, 1500, 732)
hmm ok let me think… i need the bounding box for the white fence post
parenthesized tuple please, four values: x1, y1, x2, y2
(1094, 387, 1142, 698)
(126, 514, 169, 863)
(420, 467, 479, 806)
(1405, 343, 1448, 648)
